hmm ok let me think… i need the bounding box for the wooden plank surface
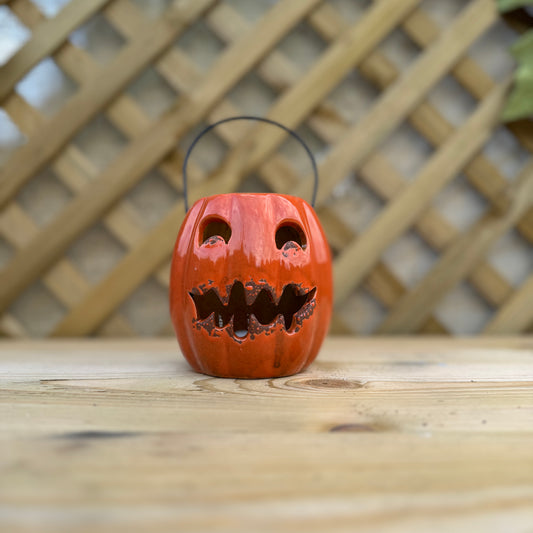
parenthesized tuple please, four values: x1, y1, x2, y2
(0, 337, 532, 532)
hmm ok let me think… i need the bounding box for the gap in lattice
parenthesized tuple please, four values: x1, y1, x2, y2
(468, 22, 517, 81)
(482, 126, 531, 181)
(338, 287, 387, 335)
(119, 278, 170, 336)
(16, 168, 73, 226)
(0, 109, 26, 165)
(275, 22, 327, 73)
(126, 169, 181, 230)
(227, 72, 277, 116)
(66, 223, 127, 285)
(426, 75, 478, 128)
(224, 0, 276, 23)
(377, 27, 421, 72)
(9, 281, 66, 337)
(329, 0, 372, 23)
(432, 174, 488, 232)
(487, 230, 533, 288)
(130, 0, 173, 20)
(72, 114, 128, 171)
(179, 120, 229, 175)
(16, 57, 77, 117)
(240, 173, 271, 194)
(126, 66, 178, 120)
(70, 12, 126, 66)
(329, 173, 383, 234)
(383, 230, 438, 289)
(278, 123, 328, 180)
(30, 0, 71, 18)
(0, 6, 31, 65)
(379, 123, 434, 180)
(419, 0, 464, 28)
(174, 19, 225, 73)
(327, 70, 380, 125)
(434, 281, 492, 335)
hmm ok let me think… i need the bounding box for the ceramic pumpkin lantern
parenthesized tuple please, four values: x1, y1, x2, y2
(170, 117, 332, 378)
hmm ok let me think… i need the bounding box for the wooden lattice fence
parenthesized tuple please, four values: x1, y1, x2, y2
(0, 0, 532, 337)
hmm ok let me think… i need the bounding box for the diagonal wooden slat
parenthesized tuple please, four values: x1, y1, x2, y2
(7, 2, 181, 261)
(308, 5, 509, 213)
(1, 91, 155, 335)
(304, 3, 515, 311)
(50, 0, 426, 335)
(377, 161, 533, 333)
(333, 80, 510, 306)
(0, 0, 322, 316)
(13, 1, 424, 332)
(167, 0, 496, 221)
(397, 6, 533, 239)
(0, 0, 111, 102)
(294, 0, 498, 205)
(202, 5, 451, 335)
(484, 273, 533, 334)
(0, 0, 529, 337)
(0, 204, 88, 308)
(357, 155, 515, 311)
(51, 0, 503, 336)
(3, 91, 162, 253)
(8, 0, 207, 294)
(307, 1, 533, 297)
(200, 0, 502, 310)
(0, 0, 215, 208)
(196, 3, 448, 334)
(198, 0, 423, 198)
(207, 2, 520, 330)
(0, 314, 27, 338)
(15, 1, 462, 328)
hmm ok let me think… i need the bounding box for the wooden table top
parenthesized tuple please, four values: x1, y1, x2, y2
(1, 337, 532, 532)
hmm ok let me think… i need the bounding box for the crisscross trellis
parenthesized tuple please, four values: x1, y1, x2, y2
(0, 0, 532, 337)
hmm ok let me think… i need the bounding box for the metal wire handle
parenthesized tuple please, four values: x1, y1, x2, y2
(182, 116, 319, 211)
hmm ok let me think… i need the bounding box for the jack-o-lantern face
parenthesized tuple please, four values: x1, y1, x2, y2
(170, 193, 332, 378)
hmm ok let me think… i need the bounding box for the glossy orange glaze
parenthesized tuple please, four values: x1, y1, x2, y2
(170, 193, 332, 378)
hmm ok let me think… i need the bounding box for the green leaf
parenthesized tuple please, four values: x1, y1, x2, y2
(502, 30, 533, 121)
(510, 29, 533, 63)
(502, 68, 533, 121)
(497, 0, 533, 13)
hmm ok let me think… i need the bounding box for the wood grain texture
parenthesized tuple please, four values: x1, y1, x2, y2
(0, 337, 532, 532)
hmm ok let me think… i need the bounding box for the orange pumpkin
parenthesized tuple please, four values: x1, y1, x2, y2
(169, 117, 332, 378)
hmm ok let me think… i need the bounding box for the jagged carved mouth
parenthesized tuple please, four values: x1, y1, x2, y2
(190, 281, 316, 339)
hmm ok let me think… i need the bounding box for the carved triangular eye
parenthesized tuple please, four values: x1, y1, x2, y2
(276, 223, 306, 250)
(201, 218, 231, 245)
